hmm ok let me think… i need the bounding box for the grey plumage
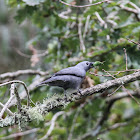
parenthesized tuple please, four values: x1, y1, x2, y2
(37, 61, 94, 97)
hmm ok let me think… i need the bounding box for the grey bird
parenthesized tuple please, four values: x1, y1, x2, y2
(37, 61, 94, 98)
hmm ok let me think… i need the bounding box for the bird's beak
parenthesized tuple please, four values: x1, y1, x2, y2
(90, 62, 94, 68)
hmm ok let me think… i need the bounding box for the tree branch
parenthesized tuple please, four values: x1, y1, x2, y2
(0, 69, 49, 80)
(59, 0, 111, 8)
(0, 80, 30, 106)
(0, 71, 140, 127)
(98, 122, 129, 135)
(8, 76, 47, 107)
(0, 102, 14, 116)
(0, 84, 15, 119)
(1, 128, 39, 140)
(39, 111, 65, 140)
(78, 17, 86, 53)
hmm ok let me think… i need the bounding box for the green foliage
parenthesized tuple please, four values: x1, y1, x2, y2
(1, 0, 140, 139)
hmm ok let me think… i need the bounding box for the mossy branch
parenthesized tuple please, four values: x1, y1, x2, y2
(0, 71, 140, 128)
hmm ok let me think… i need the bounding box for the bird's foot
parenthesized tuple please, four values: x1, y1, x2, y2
(64, 94, 68, 102)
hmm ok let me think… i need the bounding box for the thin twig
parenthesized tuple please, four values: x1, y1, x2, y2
(91, 69, 140, 78)
(59, 0, 111, 8)
(78, 17, 86, 53)
(0, 80, 30, 107)
(13, 46, 48, 58)
(1, 128, 39, 140)
(119, 3, 138, 14)
(0, 102, 14, 116)
(107, 69, 140, 73)
(107, 85, 122, 97)
(102, 69, 140, 105)
(99, 122, 129, 134)
(102, 69, 116, 79)
(122, 85, 140, 106)
(118, 1, 140, 20)
(0, 84, 15, 119)
(39, 111, 65, 140)
(58, 8, 77, 20)
(123, 48, 128, 70)
(107, 19, 117, 26)
(83, 15, 90, 39)
(95, 11, 106, 26)
(68, 103, 86, 140)
(128, 1, 140, 12)
(8, 76, 47, 108)
(126, 38, 140, 46)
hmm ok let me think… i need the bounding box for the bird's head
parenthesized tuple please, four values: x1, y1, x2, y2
(76, 61, 94, 72)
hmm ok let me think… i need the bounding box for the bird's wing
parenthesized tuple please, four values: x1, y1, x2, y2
(37, 75, 70, 89)
(53, 67, 85, 77)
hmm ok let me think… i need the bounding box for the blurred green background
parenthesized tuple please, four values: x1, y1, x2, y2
(0, 0, 140, 139)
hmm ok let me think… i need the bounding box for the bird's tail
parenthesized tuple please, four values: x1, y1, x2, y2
(36, 76, 52, 87)
(36, 81, 48, 87)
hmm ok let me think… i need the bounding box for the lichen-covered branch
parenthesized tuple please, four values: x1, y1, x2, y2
(0, 71, 140, 128)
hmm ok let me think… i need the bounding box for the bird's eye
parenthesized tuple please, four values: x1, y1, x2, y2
(86, 62, 89, 65)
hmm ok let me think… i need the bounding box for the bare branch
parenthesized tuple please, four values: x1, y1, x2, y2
(118, 2, 140, 14)
(128, 1, 140, 12)
(0, 102, 14, 116)
(1, 128, 39, 140)
(0, 69, 49, 80)
(95, 11, 106, 27)
(58, 8, 77, 20)
(99, 122, 129, 135)
(122, 85, 140, 106)
(123, 48, 128, 70)
(102, 69, 140, 105)
(12, 45, 48, 58)
(91, 69, 140, 78)
(126, 38, 140, 46)
(8, 76, 47, 107)
(68, 103, 86, 140)
(0, 80, 30, 107)
(106, 90, 140, 103)
(59, 0, 111, 8)
(83, 15, 91, 39)
(107, 85, 122, 97)
(78, 17, 86, 53)
(39, 111, 65, 140)
(0, 84, 15, 119)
